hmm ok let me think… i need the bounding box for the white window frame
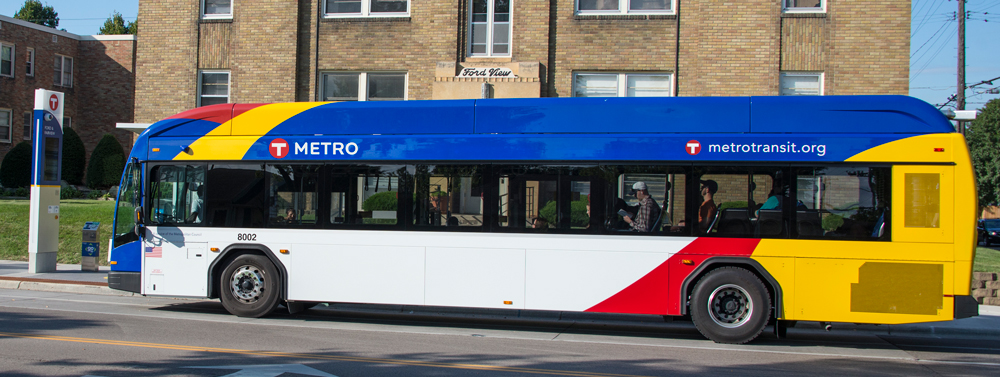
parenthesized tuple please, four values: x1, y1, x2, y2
(468, 0, 513, 57)
(54, 54, 73, 88)
(783, 0, 825, 14)
(323, 0, 410, 18)
(198, 70, 231, 107)
(572, 72, 674, 97)
(201, 0, 234, 20)
(319, 72, 408, 101)
(575, 0, 676, 15)
(779, 72, 824, 96)
(25, 47, 34, 77)
(0, 108, 12, 144)
(0, 42, 13, 78)
(23, 111, 31, 141)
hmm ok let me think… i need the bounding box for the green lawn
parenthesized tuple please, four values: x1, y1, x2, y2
(975, 246, 1000, 273)
(0, 199, 116, 265)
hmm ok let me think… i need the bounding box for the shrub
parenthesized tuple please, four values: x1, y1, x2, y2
(362, 191, 398, 211)
(14, 187, 29, 198)
(538, 198, 590, 228)
(0, 141, 33, 189)
(86, 134, 125, 189)
(60, 185, 82, 199)
(718, 201, 748, 211)
(61, 127, 86, 185)
(88, 190, 105, 199)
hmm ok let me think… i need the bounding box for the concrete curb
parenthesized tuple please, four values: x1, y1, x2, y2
(3, 280, 135, 297)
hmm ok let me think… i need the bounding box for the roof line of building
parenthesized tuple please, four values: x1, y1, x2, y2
(0, 15, 134, 41)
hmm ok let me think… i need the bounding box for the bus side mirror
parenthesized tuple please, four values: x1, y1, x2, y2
(134, 206, 144, 237)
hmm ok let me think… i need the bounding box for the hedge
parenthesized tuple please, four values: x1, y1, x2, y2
(0, 141, 33, 189)
(86, 134, 125, 189)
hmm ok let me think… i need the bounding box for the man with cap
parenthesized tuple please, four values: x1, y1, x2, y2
(623, 181, 659, 232)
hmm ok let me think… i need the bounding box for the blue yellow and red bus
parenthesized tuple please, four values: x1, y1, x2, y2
(108, 96, 977, 343)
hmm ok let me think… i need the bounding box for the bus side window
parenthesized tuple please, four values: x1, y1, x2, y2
(266, 164, 320, 227)
(794, 166, 890, 241)
(205, 164, 266, 228)
(150, 165, 206, 226)
(412, 165, 484, 228)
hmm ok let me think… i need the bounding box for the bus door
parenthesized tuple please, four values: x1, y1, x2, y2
(145, 164, 209, 296)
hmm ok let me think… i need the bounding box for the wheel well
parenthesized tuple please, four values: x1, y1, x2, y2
(208, 245, 287, 300)
(680, 259, 783, 319)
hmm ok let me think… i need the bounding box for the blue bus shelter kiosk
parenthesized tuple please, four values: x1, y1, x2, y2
(28, 89, 64, 273)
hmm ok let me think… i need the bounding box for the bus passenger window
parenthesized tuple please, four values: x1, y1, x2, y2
(496, 165, 598, 231)
(412, 165, 483, 228)
(340, 165, 409, 226)
(266, 165, 320, 227)
(150, 165, 206, 226)
(205, 164, 267, 228)
(794, 167, 890, 240)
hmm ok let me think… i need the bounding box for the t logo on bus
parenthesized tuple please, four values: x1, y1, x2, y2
(686, 140, 701, 155)
(269, 138, 289, 158)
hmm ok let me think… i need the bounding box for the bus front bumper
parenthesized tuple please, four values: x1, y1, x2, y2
(108, 271, 141, 294)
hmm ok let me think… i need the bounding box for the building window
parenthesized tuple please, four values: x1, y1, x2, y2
(54, 55, 73, 88)
(324, 0, 409, 17)
(572, 73, 673, 97)
(469, 0, 511, 57)
(320, 72, 406, 101)
(783, 0, 824, 13)
(0, 109, 11, 143)
(23, 112, 31, 141)
(25, 47, 34, 76)
(780, 72, 823, 96)
(1, 43, 13, 77)
(198, 71, 230, 106)
(63, 116, 71, 129)
(576, 0, 674, 15)
(202, 0, 233, 19)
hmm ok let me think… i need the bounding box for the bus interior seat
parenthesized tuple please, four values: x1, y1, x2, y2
(705, 209, 721, 234)
(756, 209, 783, 237)
(716, 209, 752, 236)
(796, 210, 823, 237)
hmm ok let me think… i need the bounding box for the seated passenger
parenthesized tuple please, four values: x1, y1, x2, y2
(622, 182, 660, 232)
(532, 217, 549, 230)
(699, 180, 718, 232)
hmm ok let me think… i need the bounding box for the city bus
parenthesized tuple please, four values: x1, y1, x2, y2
(108, 96, 978, 344)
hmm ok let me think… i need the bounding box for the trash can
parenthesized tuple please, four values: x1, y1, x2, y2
(81, 222, 100, 271)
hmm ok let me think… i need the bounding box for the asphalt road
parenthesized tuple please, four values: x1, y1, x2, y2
(0, 288, 999, 377)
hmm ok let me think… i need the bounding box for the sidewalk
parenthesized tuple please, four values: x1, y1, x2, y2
(0, 259, 997, 339)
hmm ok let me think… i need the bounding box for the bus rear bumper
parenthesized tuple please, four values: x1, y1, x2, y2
(955, 295, 979, 319)
(108, 271, 141, 294)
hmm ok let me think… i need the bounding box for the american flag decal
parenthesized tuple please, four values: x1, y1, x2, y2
(145, 247, 162, 258)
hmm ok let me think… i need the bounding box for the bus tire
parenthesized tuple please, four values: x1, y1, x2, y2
(220, 254, 281, 318)
(690, 267, 771, 344)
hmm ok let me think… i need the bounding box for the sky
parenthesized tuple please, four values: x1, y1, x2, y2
(4, 0, 998, 111)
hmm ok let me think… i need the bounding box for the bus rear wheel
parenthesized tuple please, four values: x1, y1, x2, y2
(220, 254, 280, 318)
(690, 267, 771, 344)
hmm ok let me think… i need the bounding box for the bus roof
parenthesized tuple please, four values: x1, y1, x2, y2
(144, 96, 953, 138)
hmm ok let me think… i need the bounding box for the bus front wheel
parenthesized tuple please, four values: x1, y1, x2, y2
(220, 254, 281, 318)
(690, 267, 771, 344)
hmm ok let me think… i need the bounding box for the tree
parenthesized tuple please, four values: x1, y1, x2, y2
(98, 11, 136, 35)
(85, 134, 125, 189)
(966, 99, 1000, 208)
(61, 127, 86, 185)
(13, 0, 58, 28)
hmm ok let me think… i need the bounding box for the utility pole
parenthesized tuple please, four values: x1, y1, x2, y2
(957, 0, 967, 134)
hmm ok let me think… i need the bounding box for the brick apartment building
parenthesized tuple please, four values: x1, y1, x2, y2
(134, 0, 909, 124)
(0, 15, 136, 172)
